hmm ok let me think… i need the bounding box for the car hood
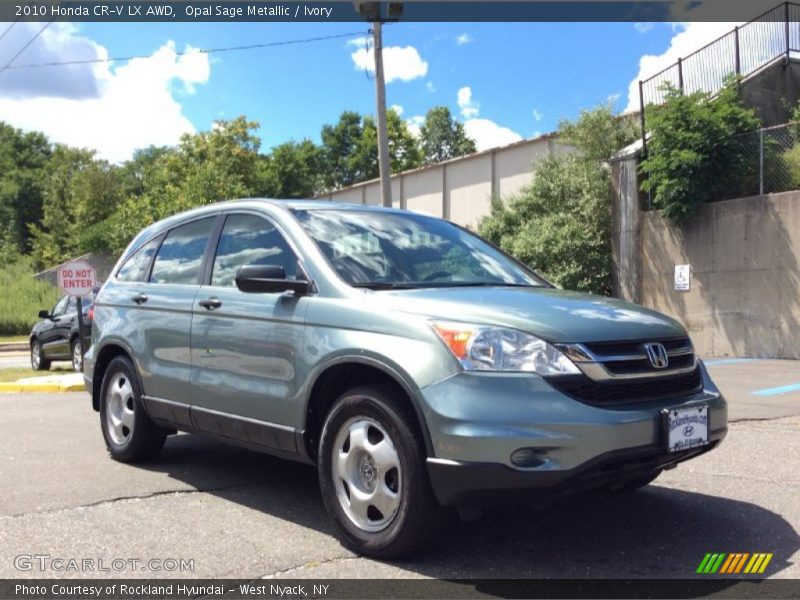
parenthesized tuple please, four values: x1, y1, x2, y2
(368, 286, 686, 343)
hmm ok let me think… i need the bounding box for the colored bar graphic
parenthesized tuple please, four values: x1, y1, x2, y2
(697, 553, 713, 573)
(698, 552, 772, 574)
(711, 553, 726, 573)
(719, 554, 736, 573)
(734, 553, 750, 573)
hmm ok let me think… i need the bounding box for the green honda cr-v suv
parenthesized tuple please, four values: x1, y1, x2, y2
(85, 199, 727, 557)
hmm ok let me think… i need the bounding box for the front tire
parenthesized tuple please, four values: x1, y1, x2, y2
(71, 339, 83, 372)
(30, 339, 51, 371)
(318, 384, 441, 558)
(99, 356, 165, 462)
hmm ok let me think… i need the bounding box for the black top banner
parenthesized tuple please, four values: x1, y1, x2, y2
(2, 0, 794, 23)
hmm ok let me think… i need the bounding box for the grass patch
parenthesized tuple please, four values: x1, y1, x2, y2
(0, 335, 28, 343)
(0, 366, 74, 382)
(0, 257, 59, 336)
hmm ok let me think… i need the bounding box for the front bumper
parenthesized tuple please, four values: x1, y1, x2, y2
(418, 361, 727, 506)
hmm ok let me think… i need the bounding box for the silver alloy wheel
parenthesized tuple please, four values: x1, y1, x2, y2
(332, 416, 402, 533)
(105, 372, 135, 446)
(31, 343, 40, 369)
(72, 342, 83, 372)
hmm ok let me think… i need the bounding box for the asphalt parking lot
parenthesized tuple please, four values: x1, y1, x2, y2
(1, 359, 798, 581)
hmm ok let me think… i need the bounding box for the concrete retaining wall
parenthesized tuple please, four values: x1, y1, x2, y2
(319, 134, 559, 228)
(642, 191, 800, 359)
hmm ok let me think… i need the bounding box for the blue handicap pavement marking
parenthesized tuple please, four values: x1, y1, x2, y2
(704, 358, 759, 366)
(752, 382, 800, 397)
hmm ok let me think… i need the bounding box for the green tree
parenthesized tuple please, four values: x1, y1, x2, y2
(558, 102, 640, 163)
(28, 146, 125, 269)
(263, 139, 324, 198)
(479, 105, 639, 295)
(320, 111, 365, 190)
(107, 117, 267, 253)
(360, 109, 423, 175)
(419, 106, 476, 164)
(640, 79, 760, 224)
(319, 109, 423, 190)
(0, 122, 50, 257)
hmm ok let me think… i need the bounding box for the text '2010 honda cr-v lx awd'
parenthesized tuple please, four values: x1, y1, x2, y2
(85, 199, 727, 557)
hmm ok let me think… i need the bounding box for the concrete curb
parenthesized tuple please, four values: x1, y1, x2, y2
(0, 342, 28, 353)
(0, 381, 86, 393)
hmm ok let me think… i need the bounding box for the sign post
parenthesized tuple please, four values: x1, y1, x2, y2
(57, 260, 97, 368)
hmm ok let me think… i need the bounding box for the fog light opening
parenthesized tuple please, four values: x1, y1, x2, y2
(510, 448, 545, 468)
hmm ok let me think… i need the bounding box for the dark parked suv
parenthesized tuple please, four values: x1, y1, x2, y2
(85, 200, 727, 557)
(30, 295, 92, 372)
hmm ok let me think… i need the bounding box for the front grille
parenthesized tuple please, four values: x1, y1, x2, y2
(548, 367, 703, 407)
(583, 337, 691, 356)
(579, 336, 695, 378)
(603, 352, 695, 375)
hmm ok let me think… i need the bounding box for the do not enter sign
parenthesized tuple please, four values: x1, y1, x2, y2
(58, 260, 97, 297)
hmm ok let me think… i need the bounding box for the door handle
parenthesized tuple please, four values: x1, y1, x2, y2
(132, 293, 149, 305)
(198, 297, 222, 310)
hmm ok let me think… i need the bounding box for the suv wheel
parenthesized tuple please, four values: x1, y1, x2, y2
(30, 339, 51, 371)
(71, 339, 83, 372)
(99, 356, 165, 462)
(318, 384, 441, 558)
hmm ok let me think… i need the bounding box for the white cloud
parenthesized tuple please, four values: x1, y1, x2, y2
(532, 108, 543, 122)
(456, 33, 474, 46)
(350, 44, 428, 83)
(464, 119, 523, 151)
(407, 115, 425, 137)
(634, 22, 655, 34)
(0, 26, 210, 163)
(0, 23, 106, 99)
(457, 86, 479, 119)
(425, 80, 436, 93)
(455, 86, 522, 151)
(625, 22, 743, 112)
(390, 104, 404, 116)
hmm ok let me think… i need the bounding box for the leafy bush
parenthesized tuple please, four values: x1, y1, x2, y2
(0, 256, 59, 336)
(481, 155, 613, 295)
(478, 104, 638, 296)
(640, 79, 761, 224)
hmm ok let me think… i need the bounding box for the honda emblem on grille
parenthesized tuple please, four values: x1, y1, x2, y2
(645, 342, 669, 369)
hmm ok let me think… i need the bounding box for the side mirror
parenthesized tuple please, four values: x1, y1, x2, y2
(235, 265, 311, 295)
(38, 310, 50, 319)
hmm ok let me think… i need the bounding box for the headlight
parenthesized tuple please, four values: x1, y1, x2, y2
(430, 321, 580, 375)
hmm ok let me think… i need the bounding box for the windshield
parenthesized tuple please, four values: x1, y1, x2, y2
(292, 209, 548, 289)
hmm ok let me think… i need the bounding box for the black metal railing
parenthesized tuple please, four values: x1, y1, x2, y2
(639, 2, 800, 153)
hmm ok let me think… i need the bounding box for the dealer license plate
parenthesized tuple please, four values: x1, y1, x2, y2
(664, 404, 709, 453)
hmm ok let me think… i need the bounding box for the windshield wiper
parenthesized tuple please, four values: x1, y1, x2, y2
(351, 281, 539, 290)
(350, 282, 424, 290)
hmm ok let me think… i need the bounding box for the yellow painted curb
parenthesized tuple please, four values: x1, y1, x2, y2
(0, 382, 85, 393)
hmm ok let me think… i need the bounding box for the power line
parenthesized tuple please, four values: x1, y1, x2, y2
(0, 19, 54, 75)
(0, 16, 22, 45)
(0, 30, 368, 71)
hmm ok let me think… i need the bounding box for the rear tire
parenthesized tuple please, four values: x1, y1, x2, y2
(30, 339, 50, 371)
(99, 356, 165, 462)
(318, 384, 442, 558)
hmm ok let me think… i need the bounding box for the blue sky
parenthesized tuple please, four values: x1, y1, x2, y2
(0, 19, 736, 161)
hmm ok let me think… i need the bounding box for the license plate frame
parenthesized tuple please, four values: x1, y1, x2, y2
(662, 404, 710, 453)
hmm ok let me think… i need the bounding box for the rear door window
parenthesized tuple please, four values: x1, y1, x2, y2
(117, 237, 161, 283)
(150, 218, 215, 285)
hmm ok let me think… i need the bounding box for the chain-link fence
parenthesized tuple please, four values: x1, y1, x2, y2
(734, 121, 800, 197)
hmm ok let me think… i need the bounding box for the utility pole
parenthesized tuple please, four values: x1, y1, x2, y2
(372, 21, 392, 207)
